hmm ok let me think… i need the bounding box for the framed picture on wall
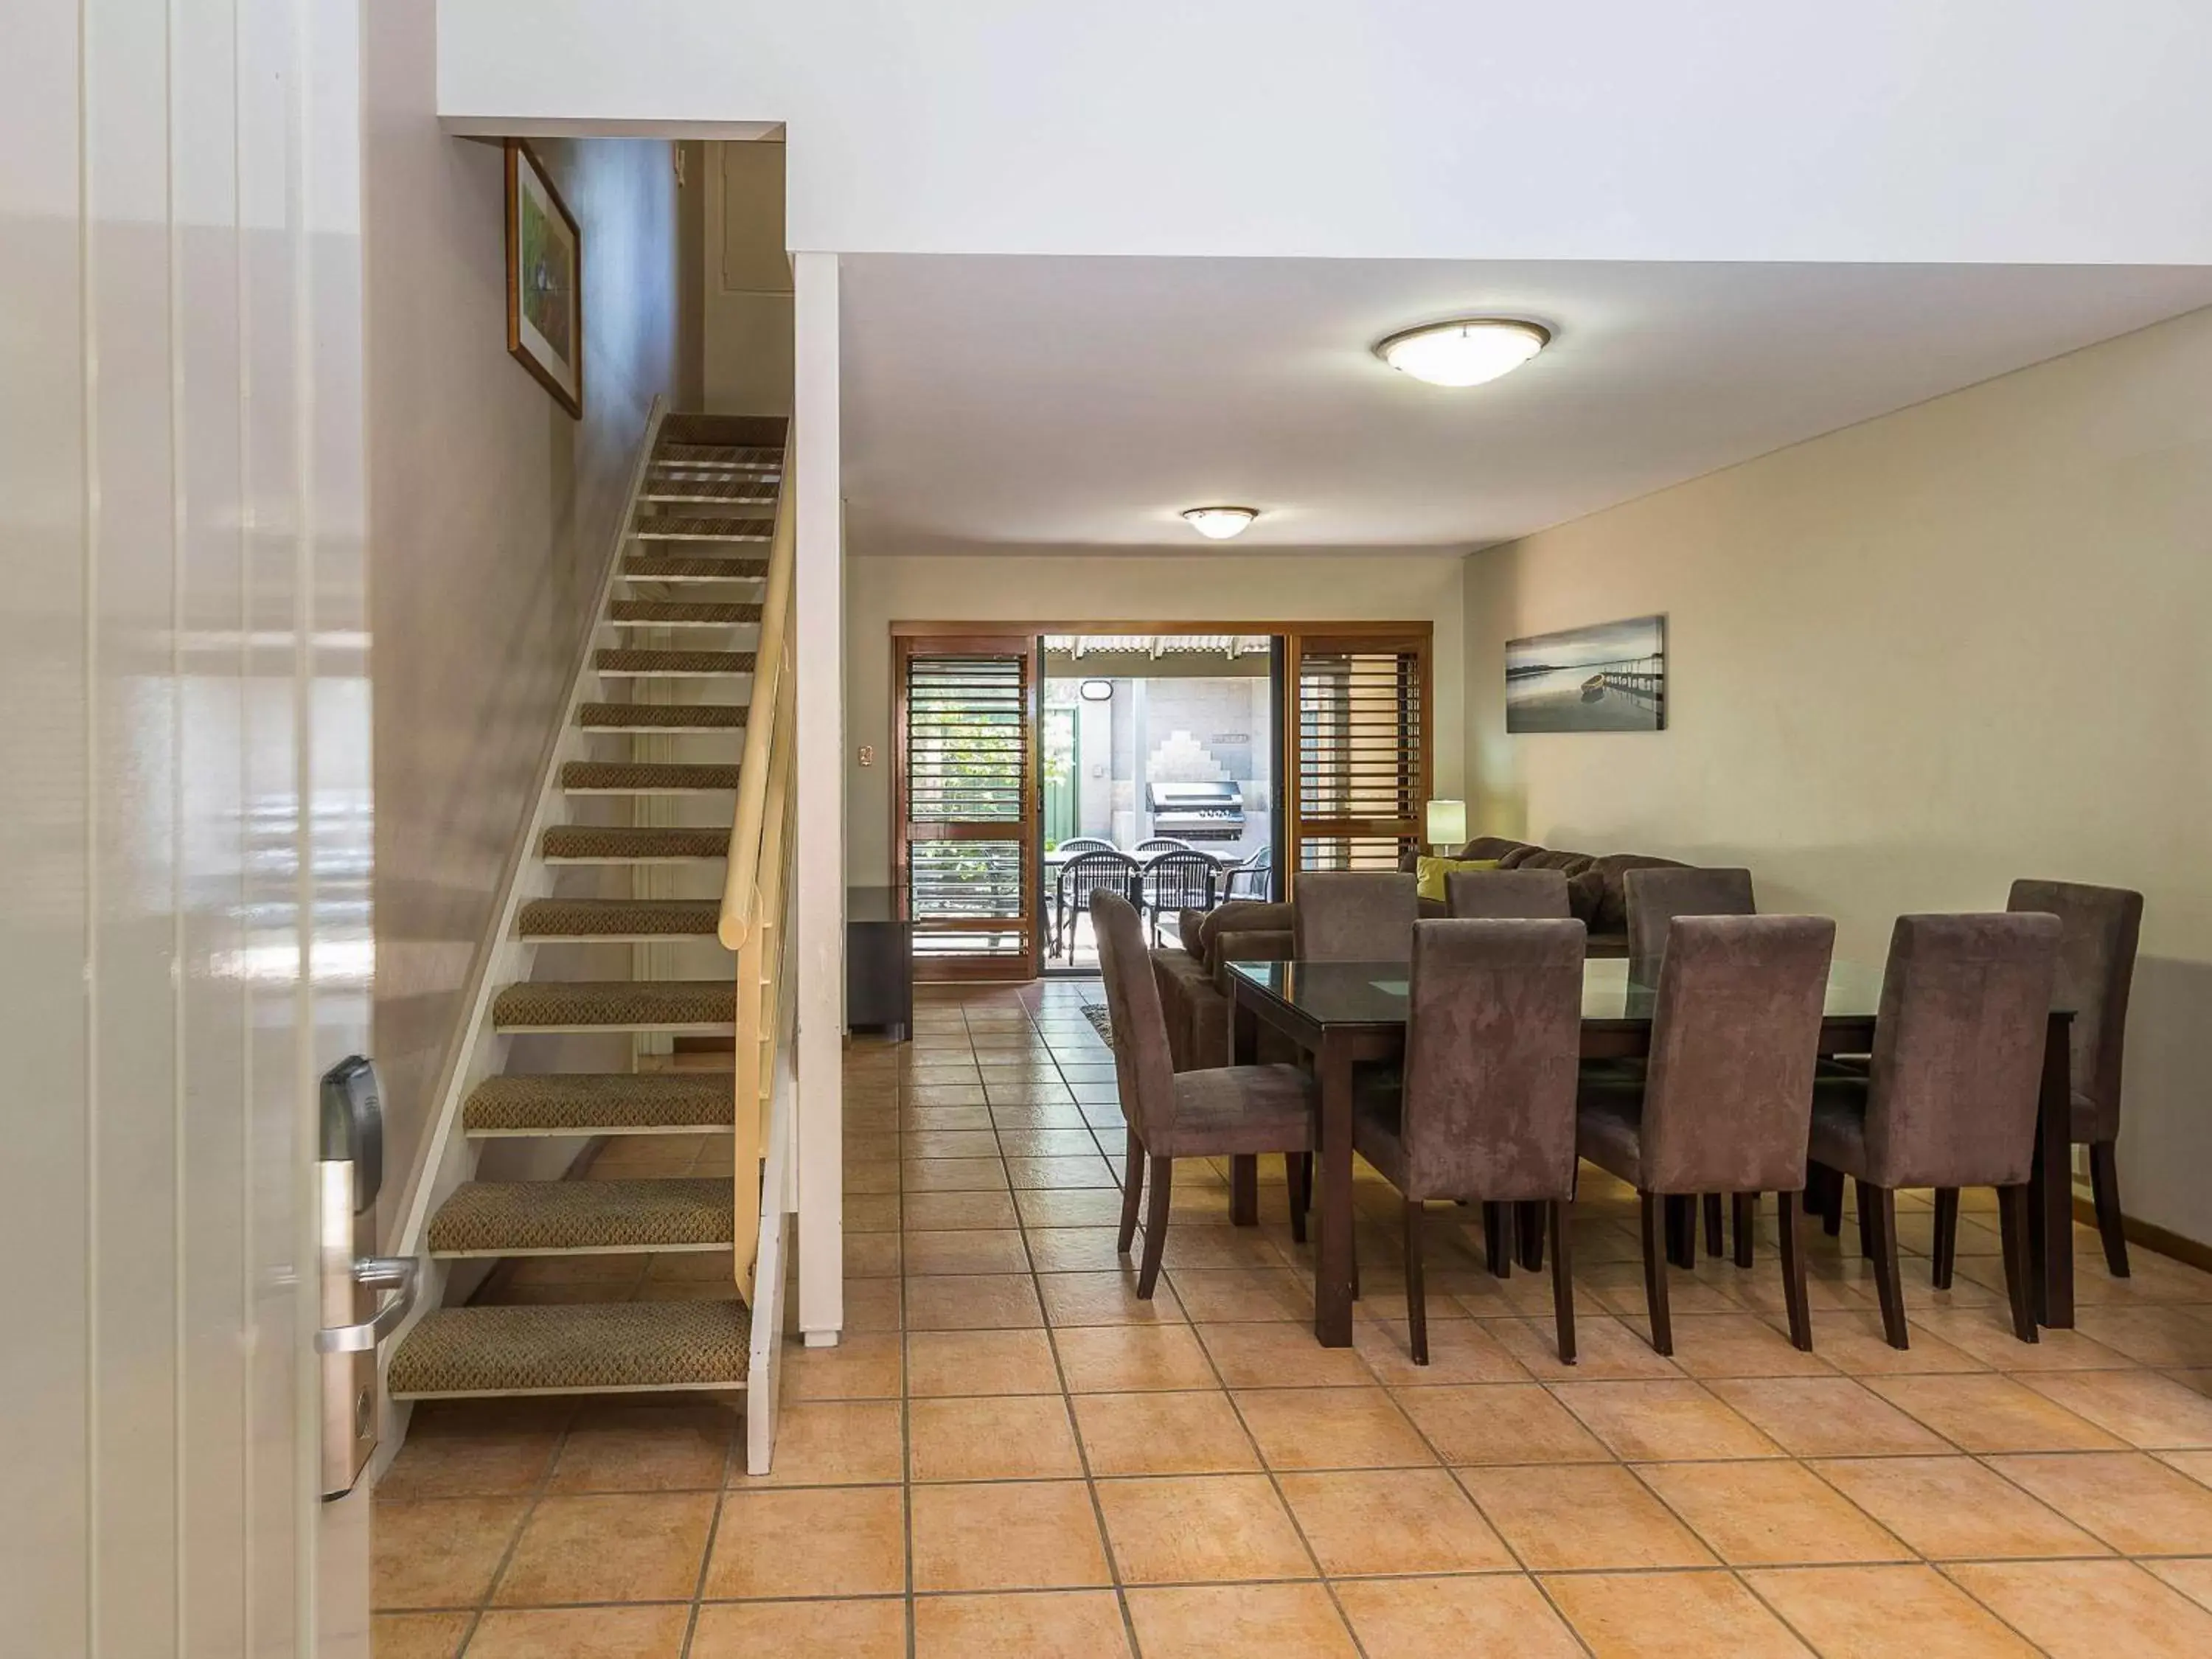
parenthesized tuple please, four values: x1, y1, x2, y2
(504, 139, 582, 417)
(1505, 613, 1666, 732)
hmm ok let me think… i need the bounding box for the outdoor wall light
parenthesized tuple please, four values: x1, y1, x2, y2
(1181, 506, 1259, 540)
(1078, 679, 1115, 702)
(1376, 318, 1550, 387)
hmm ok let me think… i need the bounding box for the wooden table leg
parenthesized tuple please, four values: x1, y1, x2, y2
(1312, 1032, 1356, 1347)
(2026, 1009, 2076, 1329)
(1230, 1155, 1259, 1227)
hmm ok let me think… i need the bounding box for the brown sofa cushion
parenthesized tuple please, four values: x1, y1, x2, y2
(1177, 908, 1208, 959)
(1501, 846, 1598, 879)
(1197, 901, 1294, 970)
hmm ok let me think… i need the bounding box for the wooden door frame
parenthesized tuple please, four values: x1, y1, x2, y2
(888, 618, 1433, 955)
(894, 633, 1046, 981)
(1283, 626, 1434, 891)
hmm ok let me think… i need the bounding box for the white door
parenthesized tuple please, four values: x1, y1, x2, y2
(0, 2, 372, 1653)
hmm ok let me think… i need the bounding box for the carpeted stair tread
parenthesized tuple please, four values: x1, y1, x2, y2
(493, 980, 737, 1030)
(625, 553, 771, 582)
(465, 1071, 736, 1135)
(542, 824, 729, 858)
(611, 599, 763, 626)
(518, 898, 722, 938)
(428, 1177, 734, 1255)
(577, 701, 747, 730)
(596, 648, 757, 675)
(643, 476, 777, 504)
(389, 1301, 751, 1398)
(631, 519, 773, 542)
(560, 762, 742, 793)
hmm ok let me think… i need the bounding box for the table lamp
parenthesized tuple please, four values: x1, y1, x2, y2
(1425, 799, 1467, 855)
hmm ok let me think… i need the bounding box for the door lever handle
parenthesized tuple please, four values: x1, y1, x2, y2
(316, 1256, 420, 1354)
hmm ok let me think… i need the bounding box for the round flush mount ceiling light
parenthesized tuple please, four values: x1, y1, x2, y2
(1181, 506, 1259, 540)
(1375, 318, 1551, 388)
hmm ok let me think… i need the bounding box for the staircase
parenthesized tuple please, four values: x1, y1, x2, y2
(386, 413, 796, 1441)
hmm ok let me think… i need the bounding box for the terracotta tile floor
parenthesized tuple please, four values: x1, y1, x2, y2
(375, 980, 2212, 1657)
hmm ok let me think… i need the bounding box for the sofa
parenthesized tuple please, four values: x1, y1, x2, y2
(1149, 900, 1295, 1071)
(1407, 837, 1690, 957)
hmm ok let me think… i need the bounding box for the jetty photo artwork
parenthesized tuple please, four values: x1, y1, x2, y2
(1505, 613, 1666, 732)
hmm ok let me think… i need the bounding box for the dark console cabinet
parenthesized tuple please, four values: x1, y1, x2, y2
(846, 886, 913, 1040)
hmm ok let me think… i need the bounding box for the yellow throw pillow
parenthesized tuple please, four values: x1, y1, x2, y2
(1416, 856, 1501, 903)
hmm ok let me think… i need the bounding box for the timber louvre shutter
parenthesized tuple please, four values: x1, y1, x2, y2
(1287, 630, 1430, 877)
(897, 639, 1040, 978)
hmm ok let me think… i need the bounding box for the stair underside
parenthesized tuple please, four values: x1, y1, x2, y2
(611, 599, 762, 627)
(389, 1301, 751, 1399)
(518, 897, 721, 940)
(429, 1178, 735, 1256)
(493, 979, 737, 1032)
(579, 701, 747, 731)
(541, 824, 729, 860)
(465, 1071, 737, 1136)
(560, 762, 742, 795)
(596, 647, 757, 675)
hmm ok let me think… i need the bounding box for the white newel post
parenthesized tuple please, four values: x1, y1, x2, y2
(793, 251, 847, 1343)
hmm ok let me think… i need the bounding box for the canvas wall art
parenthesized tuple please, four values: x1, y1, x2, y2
(505, 140, 582, 417)
(1505, 614, 1666, 732)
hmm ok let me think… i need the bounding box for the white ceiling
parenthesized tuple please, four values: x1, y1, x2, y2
(839, 256, 2212, 557)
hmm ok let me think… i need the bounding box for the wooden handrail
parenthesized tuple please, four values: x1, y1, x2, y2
(718, 436, 797, 950)
(725, 433, 797, 1304)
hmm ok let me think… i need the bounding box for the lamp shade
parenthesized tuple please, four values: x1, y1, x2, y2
(1425, 799, 1467, 848)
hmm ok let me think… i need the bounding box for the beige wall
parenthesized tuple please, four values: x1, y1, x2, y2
(702, 139, 794, 415)
(1464, 305, 2212, 1245)
(846, 552, 1468, 887)
(365, 1, 684, 1214)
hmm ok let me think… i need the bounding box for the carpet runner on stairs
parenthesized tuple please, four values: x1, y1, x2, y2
(388, 411, 782, 1402)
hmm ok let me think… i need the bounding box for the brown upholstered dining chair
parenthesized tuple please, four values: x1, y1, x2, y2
(1091, 890, 1317, 1297)
(1994, 880, 2143, 1278)
(1624, 865, 1757, 982)
(1622, 864, 1759, 1260)
(1576, 914, 1837, 1356)
(1293, 871, 1419, 961)
(1445, 867, 1571, 919)
(1354, 918, 1587, 1364)
(1807, 912, 2063, 1349)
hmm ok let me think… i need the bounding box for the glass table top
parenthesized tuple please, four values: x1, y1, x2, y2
(1226, 956, 1906, 1027)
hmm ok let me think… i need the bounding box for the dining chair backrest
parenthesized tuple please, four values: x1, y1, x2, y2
(1058, 848, 1139, 911)
(1091, 889, 1178, 1139)
(1293, 871, 1419, 962)
(1399, 918, 1587, 1201)
(1135, 837, 1193, 855)
(1862, 912, 2062, 1189)
(1446, 867, 1571, 919)
(1057, 836, 1115, 855)
(1625, 865, 1756, 984)
(1142, 850, 1218, 915)
(2007, 879, 2142, 1143)
(1640, 914, 1837, 1193)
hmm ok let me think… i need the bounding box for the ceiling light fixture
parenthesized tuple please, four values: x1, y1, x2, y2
(1375, 318, 1550, 388)
(1181, 506, 1258, 540)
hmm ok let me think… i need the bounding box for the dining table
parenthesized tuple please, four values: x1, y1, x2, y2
(1226, 954, 2079, 1349)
